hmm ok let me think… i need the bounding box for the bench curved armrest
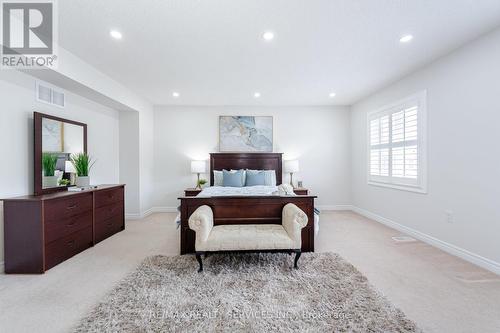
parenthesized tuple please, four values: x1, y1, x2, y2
(282, 203, 308, 248)
(188, 205, 214, 247)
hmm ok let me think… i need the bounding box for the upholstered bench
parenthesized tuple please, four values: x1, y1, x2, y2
(188, 203, 308, 272)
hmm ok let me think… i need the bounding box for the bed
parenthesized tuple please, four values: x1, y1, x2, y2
(178, 153, 317, 254)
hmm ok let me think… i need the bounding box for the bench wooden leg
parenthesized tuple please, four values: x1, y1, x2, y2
(293, 250, 301, 269)
(195, 252, 204, 272)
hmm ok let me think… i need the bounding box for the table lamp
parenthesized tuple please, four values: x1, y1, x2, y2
(65, 160, 76, 185)
(191, 160, 206, 189)
(284, 160, 299, 188)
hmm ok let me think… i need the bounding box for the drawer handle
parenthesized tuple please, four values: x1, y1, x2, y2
(66, 221, 76, 227)
(109, 195, 115, 199)
(106, 222, 113, 226)
(67, 204, 78, 210)
(67, 240, 75, 247)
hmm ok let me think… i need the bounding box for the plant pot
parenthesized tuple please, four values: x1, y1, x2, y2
(43, 176, 59, 188)
(75, 176, 90, 187)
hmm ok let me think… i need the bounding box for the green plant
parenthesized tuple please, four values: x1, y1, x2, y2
(42, 153, 58, 177)
(197, 178, 207, 187)
(58, 178, 70, 186)
(70, 152, 95, 177)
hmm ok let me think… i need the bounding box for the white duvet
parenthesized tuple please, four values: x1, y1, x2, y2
(198, 185, 280, 197)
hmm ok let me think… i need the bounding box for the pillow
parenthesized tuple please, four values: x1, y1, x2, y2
(214, 169, 246, 186)
(247, 169, 276, 186)
(222, 169, 245, 187)
(245, 170, 266, 186)
(213, 170, 223, 186)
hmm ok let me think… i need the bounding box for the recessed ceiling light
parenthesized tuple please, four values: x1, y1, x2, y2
(399, 35, 413, 43)
(329, 92, 336, 98)
(254, 92, 261, 98)
(172, 92, 180, 98)
(110, 30, 123, 40)
(262, 31, 274, 41)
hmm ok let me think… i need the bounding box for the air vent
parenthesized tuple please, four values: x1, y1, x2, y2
(36, 81, 65, 108)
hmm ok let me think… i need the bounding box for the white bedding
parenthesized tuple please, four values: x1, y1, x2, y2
(197, 185, 280, 197)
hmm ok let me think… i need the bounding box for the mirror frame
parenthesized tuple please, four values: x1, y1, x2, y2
(34, 112, 87, 195)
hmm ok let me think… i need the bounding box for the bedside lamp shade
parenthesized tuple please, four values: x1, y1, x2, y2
(191, 160, 206, 174)
(65, 160, 76, 173)
(284, 160, 299, 173)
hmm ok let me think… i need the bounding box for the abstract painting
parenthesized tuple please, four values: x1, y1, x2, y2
(219, 116, 273, 152)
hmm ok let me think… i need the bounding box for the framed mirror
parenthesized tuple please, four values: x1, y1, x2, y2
(34, 112, 87, 195)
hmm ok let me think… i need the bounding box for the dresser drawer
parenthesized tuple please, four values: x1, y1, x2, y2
(95, 187, 123, 208)
(44, 193, 93, 223)
(45, 227, 93, 270)
(95, 214, 124, 243)
(95, 201, 124, 223)
(44, 211, 92, 244)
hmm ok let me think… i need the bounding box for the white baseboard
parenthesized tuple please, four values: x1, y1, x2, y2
(125, 207, 178, 220)
(317, 205, 353, 211)
(151, 206, 178, 213)
(351, 206, 500, 275)
(0, 261, 4, 274)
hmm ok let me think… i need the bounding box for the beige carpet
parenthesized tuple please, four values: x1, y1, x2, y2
(1, 211, 499, 333)
(75, 252, 420, 332)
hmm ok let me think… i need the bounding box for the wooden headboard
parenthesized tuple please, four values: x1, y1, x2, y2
(209, 153, 282, 185)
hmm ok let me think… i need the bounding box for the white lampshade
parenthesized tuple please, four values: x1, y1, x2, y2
(65, 160, 76, 173)
(191, 160, 206, 174)
(284, 160, 299, 173)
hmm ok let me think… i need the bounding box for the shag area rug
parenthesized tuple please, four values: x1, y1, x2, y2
(75, 252, 421, 332)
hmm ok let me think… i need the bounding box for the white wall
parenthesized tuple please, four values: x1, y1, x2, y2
(139, 109, 155, 215)
(351, 27, 500, 269)
(119, 111, 140, 215)
(153, 106, 351, 209)
(0, 70, 120, 268)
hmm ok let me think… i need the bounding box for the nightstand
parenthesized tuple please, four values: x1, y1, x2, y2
(185, 188, 202, 197)
(293, 188, 309, 195)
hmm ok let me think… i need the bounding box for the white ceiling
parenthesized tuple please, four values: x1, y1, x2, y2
(59, 0, 500, 106)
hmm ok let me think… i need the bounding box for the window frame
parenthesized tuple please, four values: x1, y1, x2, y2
(366, 91, 428, 194)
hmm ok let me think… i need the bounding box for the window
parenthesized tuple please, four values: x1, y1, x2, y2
(367, 91, 427, 193)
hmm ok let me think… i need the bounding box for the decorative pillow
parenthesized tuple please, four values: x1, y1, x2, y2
(213, 170, 223, 186)
(214, 169, 245, 186)
(247, 169, 276, 186)
(245, 170, 266, 186)
(222, 169, 245, 187)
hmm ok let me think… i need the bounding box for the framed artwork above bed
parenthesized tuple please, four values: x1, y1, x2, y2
(219, 116, 273, 152)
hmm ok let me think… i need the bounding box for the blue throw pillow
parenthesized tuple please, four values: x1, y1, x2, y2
(245, 170, 266, 186)
(222, 169, 244, 187)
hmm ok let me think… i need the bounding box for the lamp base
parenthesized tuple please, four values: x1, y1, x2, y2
(195, 173, 201, 189)
(289, 172, 295, 189)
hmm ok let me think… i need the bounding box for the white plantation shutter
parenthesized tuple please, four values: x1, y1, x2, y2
(367, 92, 427, 192)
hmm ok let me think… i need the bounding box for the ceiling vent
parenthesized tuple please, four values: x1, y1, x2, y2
(36, 81, 65, 108)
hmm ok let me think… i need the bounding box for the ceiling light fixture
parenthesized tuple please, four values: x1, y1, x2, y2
(172, 92, 180, 98)
(399, 35, 413, 43)
(329, 92, 336, 98)
(254, 92, 261, 98)
(110, 30, 123, 40)
(262, 31, 274, 41)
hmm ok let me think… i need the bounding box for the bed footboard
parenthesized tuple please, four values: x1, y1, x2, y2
(178, 195, 316, 254)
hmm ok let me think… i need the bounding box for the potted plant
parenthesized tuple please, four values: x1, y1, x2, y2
(197, 178, 207, 189)
(42, 153, 59, 187)
(71, 152, 95, 187)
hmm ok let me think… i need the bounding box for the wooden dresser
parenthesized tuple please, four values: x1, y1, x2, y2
(3, 184, 125, 274)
